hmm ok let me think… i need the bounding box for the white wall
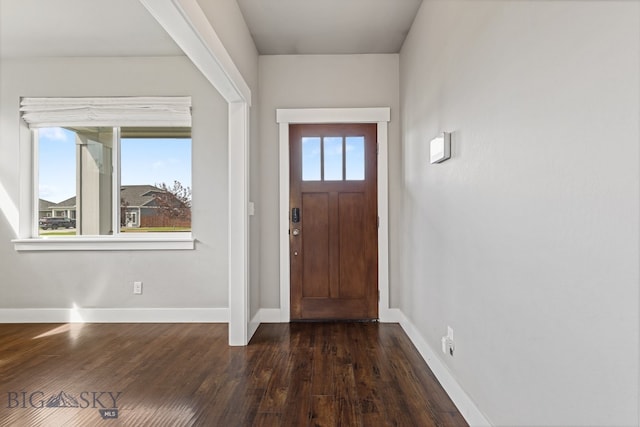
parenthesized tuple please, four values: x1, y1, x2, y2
(400, 1, 639, 425)
(257, 54, 401, 309)
(0, 56, 230, 311)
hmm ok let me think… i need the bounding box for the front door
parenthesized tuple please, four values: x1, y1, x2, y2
(289, 123, 378, 320)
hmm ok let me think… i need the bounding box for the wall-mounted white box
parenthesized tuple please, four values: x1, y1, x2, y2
(430, 132, 451, 164)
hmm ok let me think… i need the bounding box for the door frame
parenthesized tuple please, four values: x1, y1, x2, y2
(276, 108, 393, 322)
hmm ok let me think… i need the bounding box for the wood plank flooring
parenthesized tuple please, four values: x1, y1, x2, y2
(0, 322, 467, 426)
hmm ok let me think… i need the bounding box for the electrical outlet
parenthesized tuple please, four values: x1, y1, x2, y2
(133, 281, 143, 295)
(443, 326, 455, 356)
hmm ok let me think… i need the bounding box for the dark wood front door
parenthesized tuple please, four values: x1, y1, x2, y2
(289, 123, 378, 320)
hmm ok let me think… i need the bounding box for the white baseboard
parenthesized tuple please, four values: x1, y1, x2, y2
(0, 308, 229, 323)
(257, 308, 284, 323)
(397, 311, 491, 427)
(247, 307, 403, 324)
(247, 307, 405, 328)
(379, 307, 404, 322)
(248, 308, 283, 341)
(248, 310, 261, 340)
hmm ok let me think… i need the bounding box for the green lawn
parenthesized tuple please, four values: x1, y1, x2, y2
(39, 227, 190, 236)
(121, 227, 191, 233)
(39, 231, 77, 236)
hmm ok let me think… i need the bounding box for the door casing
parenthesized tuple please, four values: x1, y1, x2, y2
(276, 108, 393, 322)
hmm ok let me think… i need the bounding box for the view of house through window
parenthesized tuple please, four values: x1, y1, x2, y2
(37, 126, 192, 236)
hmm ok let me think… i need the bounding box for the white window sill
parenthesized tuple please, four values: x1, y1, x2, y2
(12, 234, 195, 251)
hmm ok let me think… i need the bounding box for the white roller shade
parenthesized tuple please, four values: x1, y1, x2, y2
(20, 97, 192, 128)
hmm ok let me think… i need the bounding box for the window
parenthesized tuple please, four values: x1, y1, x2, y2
(302, 135, 366, 181)
(120, 127, 191, 234)
(36, 126, 191, 237)
(301, 137, 321, 181)
(125, 211, 138, 227)
(323, 137, 343, 181)
(18, 97, 194, 250)
(345, 136, 365, 180)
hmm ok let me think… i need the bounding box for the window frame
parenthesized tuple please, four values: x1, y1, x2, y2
(13, 107, 194, 252)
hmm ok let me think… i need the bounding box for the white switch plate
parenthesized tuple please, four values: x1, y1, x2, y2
(133, 281, 143, 295)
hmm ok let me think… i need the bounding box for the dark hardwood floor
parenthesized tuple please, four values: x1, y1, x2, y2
(0, 322, 467, 427)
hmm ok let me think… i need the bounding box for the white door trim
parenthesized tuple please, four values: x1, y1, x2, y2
(276, 108, 393, 322)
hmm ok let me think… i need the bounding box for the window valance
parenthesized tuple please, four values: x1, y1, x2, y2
(20, 97, 192, 128)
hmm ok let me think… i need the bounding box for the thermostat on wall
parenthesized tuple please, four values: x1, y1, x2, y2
(430, 132, 451, 164)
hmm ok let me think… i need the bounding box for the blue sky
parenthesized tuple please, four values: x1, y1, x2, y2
(302, 136, 365, 181)
(38, 127, 191, 203)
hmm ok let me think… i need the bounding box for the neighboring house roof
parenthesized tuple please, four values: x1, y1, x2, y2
(120, 185, 165, 208)
(39, 199, 56, 211)
(54, 196, 77, 209)
(39, 185, 175, 211)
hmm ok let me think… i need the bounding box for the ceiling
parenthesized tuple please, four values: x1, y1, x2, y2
(0, 0, 422, 58)
(236, 0, 423, 55)
(0, 0, 183, 58)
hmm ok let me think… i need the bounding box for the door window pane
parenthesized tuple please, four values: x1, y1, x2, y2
(302, 137, 321, 181)
(323, 137, 343, 181)
(345, 136, 365, 181)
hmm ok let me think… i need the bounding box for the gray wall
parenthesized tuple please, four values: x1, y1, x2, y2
(0, 56, 229, 309)
(399, 1, 639, 425)
(257, 54, 401, 308)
